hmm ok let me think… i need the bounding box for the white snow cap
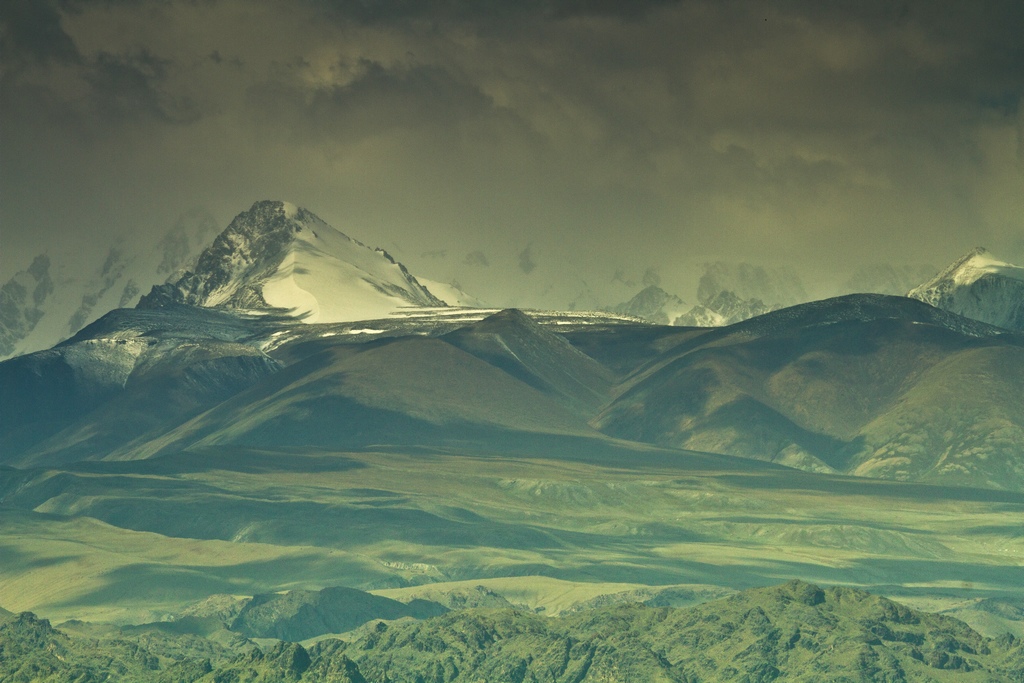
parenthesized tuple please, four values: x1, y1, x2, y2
(151, 200, 451, 323)
(257, 201, 445, 322)
(948, 248, 1024, 285)
(907, 247, 1024, 332)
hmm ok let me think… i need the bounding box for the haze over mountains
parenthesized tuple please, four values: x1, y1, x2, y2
(0, 209, 220, 359)
(2, 200, 1024, 680)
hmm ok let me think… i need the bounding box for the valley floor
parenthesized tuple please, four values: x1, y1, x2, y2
(2, 445, 1023, 638)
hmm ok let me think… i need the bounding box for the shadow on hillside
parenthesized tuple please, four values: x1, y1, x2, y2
(715, 471, 1024, 505)
(63, 448, 368, 475)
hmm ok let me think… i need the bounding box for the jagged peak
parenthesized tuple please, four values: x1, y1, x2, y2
(280, 200, 299, 219)
(139, 200, 444, 319)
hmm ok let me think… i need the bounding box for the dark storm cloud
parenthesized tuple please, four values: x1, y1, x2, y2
(0, 0, 80, 66)
(248, 60, 498, 144)
(1, 0, 1022, 304)
(87, 49, 201, 124)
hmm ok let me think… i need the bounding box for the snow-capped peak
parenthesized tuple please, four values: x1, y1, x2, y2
(908, 247, 1024, 332)
(945, 247, 1024, 285)
(139, 200, 446, 322)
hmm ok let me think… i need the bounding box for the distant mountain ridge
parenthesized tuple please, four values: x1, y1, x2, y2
(674, 288, 779, 326)
(0, 209, 219, 360)
(608, 262, 807, 327)
(610, 285, 688, 325)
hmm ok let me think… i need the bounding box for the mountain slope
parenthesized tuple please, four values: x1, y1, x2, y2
(131, 335, 601, 457)
(442, 308, 614, 415)
(139, 200, 444, 321)
(675, 289, 778, 326)
(595, 294, 1024, 488)
(335, 580, 1024, 682)
(8, 581, 1024, 682)
(230, 586, 447, 641)
(0, 255, 54, 358)
(909, 248, 1024, 331)
(0, 305, 284, 466)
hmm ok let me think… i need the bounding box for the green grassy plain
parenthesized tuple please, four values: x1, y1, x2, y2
(3, 444, 1023, 630)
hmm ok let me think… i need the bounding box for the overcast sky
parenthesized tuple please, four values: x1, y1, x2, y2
(2, 0, 1022, 306)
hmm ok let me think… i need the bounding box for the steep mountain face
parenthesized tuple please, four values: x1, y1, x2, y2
(139, 200, 445, 321)
(417, 278, 488, 307)
(0, 298, 639, 467)
(0, 306, 283, 466)
(442, 308, 614, 415)
(135, 335, 600, 457)
(595, 294, 1024, 488)
(909, 248, 1024, 331)
(609, 285, 688, 325)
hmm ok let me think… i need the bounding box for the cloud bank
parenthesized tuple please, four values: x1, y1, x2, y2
(2, 0, 1022, 307)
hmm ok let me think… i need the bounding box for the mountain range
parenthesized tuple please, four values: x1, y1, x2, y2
(4, 206, 1022, 491)
(3, 200, 1024, 678)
